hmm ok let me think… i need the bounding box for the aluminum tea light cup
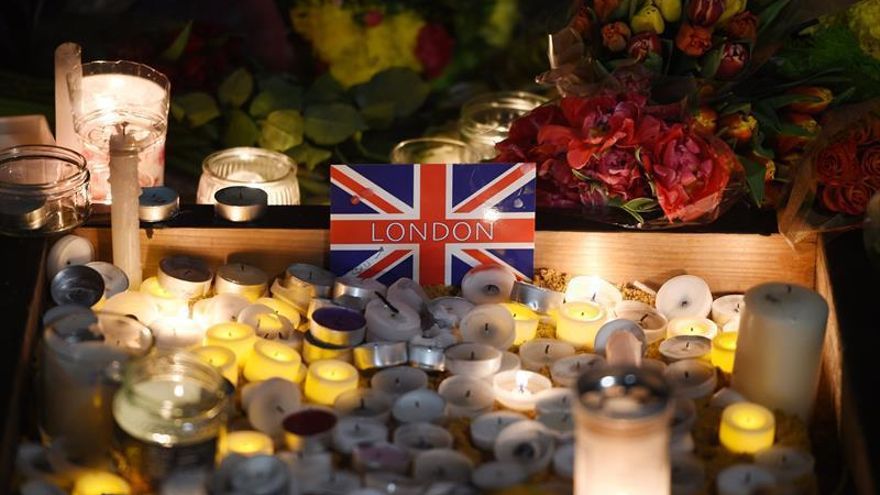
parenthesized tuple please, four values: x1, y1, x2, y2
(352, 341, 408, 370)
(408, 340, 447, 372)
(50, 265, 105, 307)
(214, 186, 268, 222)
(157, 255, 213, 299)
(285, 263, 335, 299)
(85, 261, 129, 299)
(310, 307, 367, 347)
(302, 331, 353, 364)
(214, 262, 268, 302)
(510, 280, 564, 315)
(138, 186, 179, 223)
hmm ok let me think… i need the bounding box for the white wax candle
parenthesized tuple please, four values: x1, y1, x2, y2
(108, 127, 142, 288)
(412, 449, 474, 484)
(754, 446, 815, 484)
(716, 464, 777, 495)
(564, 275, 622, 310)
(437, 375, 495, 418)
(391, 389, 446, 424)
(712, 294, 745, 326)
(55, 43, 81, 152)
(428, 297, 474, 329)
(460, 304, 516, 350)
(664, 359, 717, 399)
(550, 354, 605, 388)
(393, 422, 454, 453)
(386, 278, 429, 311)
(492, 370, 552, 411)
(538, 410, 574, 442)
(519, 338, 575, 371)
(331, 417, 388, 454)
(192, 294, 250, 329)
(659, 335, 712, 362)
(655, 275, 713, 320)
(469, 411, 527, 451)
(151, 317, 204, 349)
(444, 343, 502, 378)
(471, 461, 528, 490)
(494, 420, 555, 475)
(334, 389, 392, 423)
(555, 302, 606, 350)
(102, 290, 160, 325)
(732, 283, 829, 419)
(553, 443, 575, 479)
(461, 264, 516, 304)
(364, 298, 421, 342)
(671, 454, 706, 495)
(241, 377, 302, 438)
(535, 387, 576, 415)
(613, 301, 668, 343)
(370, 366, 428, 399)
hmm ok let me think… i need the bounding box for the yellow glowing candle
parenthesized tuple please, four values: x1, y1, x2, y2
(204, 322, 256, 368)
(254, 297, 302, 329)
(72, 471, 131, 495)
(243, 339, 303, 383)
(501, 302, 540, 345)
(555, 301, 605, 350)
(139, 276, 189, 317)
(293, 362, 308, 384)
(304, 359, 359, 406)
(711, 332, 738, 374)
(220, 430, 274, 458)
(719, 402, 775, 454)
(192, 345, 239, 385)
(666, 317, 719, 340)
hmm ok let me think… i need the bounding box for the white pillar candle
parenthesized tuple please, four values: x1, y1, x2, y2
(550, 354, 605, 388)
(437, 375, 495, 418)
(716, 464, 777, 495)
(494, 420, 556, 475)
(564, 275, 622, 310)
(364, 297, 421, 342)
(243, 339, 303, 383)
(214, 263, 268, 302)
(238, 304, 298, 342)
(553, 443, 575, 479)
(535, 387, 576, 415)
(304, 360, 359, 406)
(460, 304, 516, 350)
(54, 43, 81, 152)
(471, 461, 528, 491)
(157, 256, 212, 300)
(671, 454, 705, 495)
(659, 335, 712, 362)
(102, 290, 160, 325)
(492, 370, 552, 411)
(391, 389, 446, 424)
(240, 377, 301, 438)
(519, 338, 575, 371)
(655, 275, 713, 320)
(613, 301, 668, 344)
(192, 294, 250, 330)
(461, 264, 516, 304)
(538, 410, 574, 442)
(108, 127, 142, 289)
(370, 366, 428, 399)
(204, 322, 257, 368)
(332, 417, 388, 454)
(444, 343, 502, 378)
(412, 449, 474, 484)
(555, 302, 606, 350)
(393, 422, 454, 453)
(712, 294, 744, 326)
(754, 446, 815, 484)
(719, 402, 775, 454)
(469, 410, 527, 451)
(732, 283, 829, 419)
(428, 297, 474, 329)
(386, 278, 429, 311)
(192, 345, 238, 385)
(151, 317, 204, 349)
(334, 389, 392, 423)
(664, 359, 717, 400)
(500, 302, 540, 345)
(140, 277, 190, 318)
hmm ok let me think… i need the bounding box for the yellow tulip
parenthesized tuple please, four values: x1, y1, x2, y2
(655, 0, 682, 22)
(718, 0, 747, 24)
(631, 5, 666, 34)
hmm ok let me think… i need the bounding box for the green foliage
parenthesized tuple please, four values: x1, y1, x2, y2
(218, 68, 254, 108)
(160, 22, 192, 62)
(173, 92, 220, 127)
(739, 155, 766, 206)
(260, 110, 304, 151)
(304, 103, 366, 145)
(224, 110, 258, 147)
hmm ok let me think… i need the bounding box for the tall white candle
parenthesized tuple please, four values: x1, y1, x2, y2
(732, 283, 828, 419)
(109, 126, 142, 288)
(54, 43, 81, 151)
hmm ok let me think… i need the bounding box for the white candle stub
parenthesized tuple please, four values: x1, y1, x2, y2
(242, 378, 302, 438)
(444, 343, 502, 378)
(656, 275, 713, 320)
(553, 443, 574, 479)
(716, 464, 777, 495)
(412, 449, 474, 484)
(386, 278, 429, 311)
(461, 265, 516, 304)
(659, 335, 712, 362)
(428, 297, 475, 329)
(712, 294, 744, 326)
(370, 366, 428, 399)
(438, 375, 495, 418)
(469, 411, 527, 452)
(754, 446, 815, 483)
(671, 454, 706, 495)
(334, 389, 392, 423)
(665, 359, 718, 399)
(471, 461, 528, 491)
(535, 387, 575, 415)
(613, 300, 668, 344)
(392, 389, 446, 424)
(364, 297, 421, 343)
(549, 354, 605, 388)
(519, 338, 575, 371)
(393, 422, 454, 453)
(47, 234, 94, 281)
(331, 417, 388, 454)
(494, 420, 555, 475)
(460, 304, 516, 350)
(564, 275, 623, 310)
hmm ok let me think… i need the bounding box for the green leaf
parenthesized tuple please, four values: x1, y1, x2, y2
(249, 87, 304, 117)
(218, 68, 254, 108)
(224, 110, 258, 148)
(306, 74, 346, 104)
(777, 123, 814, 137)
(719, 102, 751, 116)
(622, 197, 659, 212)
(353, 68, 430, 119)
(758, 0, 790, 35)
(259, 110, 304, 152)
(173, 92, 220, 127)
(304, 103, 365, 146)
(160, 21, 192, 62)
(832, 86, 856, 106)
(751, 129, 775, 159)
(761, 93, 820, 109)
(287, 142, 332, 171)
(359, 101, 396, 130)
(738, 155, 766, 205)
(701, 48, 722, 79)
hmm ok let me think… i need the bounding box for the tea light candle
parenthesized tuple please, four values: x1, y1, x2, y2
(192, 345, 238, 384)
(754, 446, 815, 483)
(243, 339, 303, 383)
(733, 283, 829, 419)
(387, 278, 430, 311)
(667, 317, 718, 340)
(555, 301, 606, 350)
(139, 277, 189, 318)
(711, 332, 738, 373)
(593, 319, 646, 358)
(371, 366, 428, 398)
(428, 297, 475, 329)
(655, 275, 713, 319)
(460, 304, 516, 350)
(364, 297, 421, 343)
(444, 343, 503, 378)
(238, 304, 297, 342)
(500, 302, 540, 345)
(332, 417, 388, 454)
(723, 315, 741, 333)
(283, 451, 334, 492)
(613, 301, 668, 344)
(671, 454, 706, 495)
(412, 449, 474, 484)
(392, 389, 446, 424)
(302, 331, 353, 364)
(538, 410, 574, 441)
(311, 307, 367, 347)
(497, 351, 522, 375)
(469, 411, 527, 451)
(472, 461, 528, 491)
(138, 186, 179, 223)
(665, 359, 717, 399)
(85, 261, 129, 299)
(285, 263, 335, 305)
(461, 264, 516, 304)
(535, 387, 576, 415)
(493, 370, 552, 411)
(71, 471, 131, 495)
(306, 298, 336, 320)
(643, 358, 668, 375)
(304, 360, 359, 406)
(438, 375, 495, 418)
(553, 443, 575, 479)
(352, 442, 411, 474)
(241, 378, 301, 438)
(282, 408, 338, 453)
(711, 387, 748, 409)
(333, 276, 387, 301)
(151, 317, 204, 349)
(192, 294, 250, 330)
(511, 280, 565, 315)
(214, 186, 268, 222)
(671, 397, 698, 438)
(204, 322, 257, 368)
(393, 422, 454, 453)
(50, 265, 105, 308)
(712, 294, 744, 326)
(550, 354, 605, 388)
(253, 297, 302, 329)
(222, 430, 274, 458)
(408, 340, 447, 371)
(221, 455, 291, 495)
(334, 389, 392, 422)
(519, 339, 575, 371)
(659, 335, 712, 362)
(215, 263, 268, 302)
(719, 402, 775, 454)
(353, 341, 408, 370)
(564, 275, 623, 310)
(157, 255, 213, 300)
(716, 464, 777, 495)
(494, 420, 556, 475)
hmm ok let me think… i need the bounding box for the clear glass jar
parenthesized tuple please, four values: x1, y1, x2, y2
(390, 137, 479, 164)
(459, 91, 548, 161)
(0, 145, 90, 236)
(112, 351, 228, 493)
(197, 147, 301, 205)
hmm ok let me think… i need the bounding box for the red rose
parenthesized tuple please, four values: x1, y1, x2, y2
(675, 23, 713, 57)
(860, 145, 880, 177)
(627, 33, 662, 61)
(602, 22, 632, 52)
(787, 87, 833, 115)
(415, 23, 454, 78)
(822, 184, 873, 216)
(816, 140, 860, 185)
(716, 42, 750, 79)
(583, 149, 647, 200)
(688, 0, 724, 26)
(725, 12, 758, 41)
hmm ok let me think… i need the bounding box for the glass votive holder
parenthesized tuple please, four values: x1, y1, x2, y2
(0, 145, 90, 236)
(197, 147, 301, 205)
(390, 137, 480, 164)
(459, 91, 548, 160)
(68, 60, 170, 203)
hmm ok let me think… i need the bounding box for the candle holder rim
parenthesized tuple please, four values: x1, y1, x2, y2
(202, 147, 298, 185)
(575, 365, 672, 420)
(0, 145, 89, 191)
(72, 59, 171, 93)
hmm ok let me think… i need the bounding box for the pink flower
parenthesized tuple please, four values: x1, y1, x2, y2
(584, 149, 648, 200)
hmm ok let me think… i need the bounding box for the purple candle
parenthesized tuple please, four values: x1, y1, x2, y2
(283, 407, 338, 453)
(310, 307, 367, 347)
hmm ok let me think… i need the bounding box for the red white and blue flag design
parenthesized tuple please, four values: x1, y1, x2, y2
(329, 163, 536, 286)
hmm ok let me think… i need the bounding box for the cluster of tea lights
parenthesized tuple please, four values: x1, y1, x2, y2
(22, 234, 829, 495)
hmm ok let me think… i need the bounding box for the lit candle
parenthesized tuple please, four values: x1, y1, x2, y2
(243, 339, 302, 383)
(282, 407, 338, 453)
(666, 317, 719, 340)
(472, 461, 529, 491)
(393, 422, 454, 453)
(550, 354, 605, 388)
(108, 126, 142, 289)
(204, 322, 257, 368)
(304, 360, 359, 406)
(519, 338, 575, 371)
(370, 366, 428, 399)
(428, 296, 475, 329)
(157, 255, 213, 300)
(500, 302, 540, 345)
(220, 430, 274, 458)
(535, 387, 576, 415)
(102, 290, 160, 325)
(564, 275, 622, 310)
(364, 297, 421, 343)
(214, 262, 268, 302)
(732, 283, 829, 419)
(192, 345, 238, 385)
(238, 304, 298, 343)
(613, 301, 668, 344)
(492, 370, 552, 412)
(151, 317, 204, 349)
(716, 464, 777, 495)
(712, 294, 744, 326)
(754, 446, 815, 484)
(659, 335, 712, 363)
(71, 471, 131, 495)
(555, 302, 606, 350)
(711, 332, 738, 374)
(334, 388, 393, 422)
(655, 275, 713, 320)
(664, 359, 717, 400)
(391, 389, 446, 424)
(469, 411, 527, 451)
(460, 304, 516, 350)
(437, 375, 495, 418)
(241, 377, 301, 438)
(192, 294, 250, 330)
(719, 402, 775, 454)
(444, 343, 503, 378)
(332, 417, 388, 454)
(461, 264, 516, 304)
(253, 296, 303, 330)
(139, 277, 189, 318)
(494, 419, 556, 475)
(412, 449, 474, 484)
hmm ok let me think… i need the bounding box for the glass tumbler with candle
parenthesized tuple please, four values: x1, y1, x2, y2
(197, 147, 301, 205)
(112, 351, 228, 493)
(67, 60, 170, 203)
(459, 91, 548, 160)
(390, 137, 480, 164)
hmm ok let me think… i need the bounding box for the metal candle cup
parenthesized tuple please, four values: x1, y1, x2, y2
(302, 331, 354, 364)
(214, 186, 268, 222)
(50, 265, 105, 307)
(353, 341, 408, 370)
(408, 341, 446, 372)
(310, 307, 367, 347)
(138, 186, 179, 223)
(510, 281, 565, 314)
(285, 263, 335, 299)
(333, 276, 387, 301)
(157, 255, 213, 299)
(214, 263, 268, 302)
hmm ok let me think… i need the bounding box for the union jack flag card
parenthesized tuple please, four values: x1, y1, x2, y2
(329, 163, 536, 286)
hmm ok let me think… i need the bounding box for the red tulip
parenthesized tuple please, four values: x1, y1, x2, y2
(716, 42, 749, 79)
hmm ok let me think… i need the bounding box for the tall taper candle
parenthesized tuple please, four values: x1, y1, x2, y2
(54, 43, 81, 151)
(732, 283, 828, 419)
(109, 126, 142, 288)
